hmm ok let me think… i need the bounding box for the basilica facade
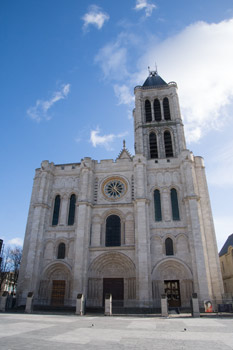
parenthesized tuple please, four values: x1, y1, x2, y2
(17, 71, 223, 309)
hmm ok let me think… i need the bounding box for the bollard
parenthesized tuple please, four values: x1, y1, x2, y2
(161, 294, 168, 317)
(104, 293, 112, 316)
(0, 291, 8, 312)
(25, 292, 34, 313)
(76, 294, 85, 315)
(191, 293, 200, 317)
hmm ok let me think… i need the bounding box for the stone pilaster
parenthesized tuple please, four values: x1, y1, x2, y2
(133, 155, 152, 302)
(72, 158, 94, 298)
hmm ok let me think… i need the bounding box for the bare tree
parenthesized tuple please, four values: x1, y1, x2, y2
(0, 245, 22, 294)
(9, 247, 22, 293)
(0, 245, 11, 292)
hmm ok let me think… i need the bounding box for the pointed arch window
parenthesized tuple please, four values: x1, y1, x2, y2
(145, 99, 152, 122)
(52, 195, 60, 226)
(163, 97, 171, 120)
(149, 132, 158, 159)
(57, 242, 65, 259)
(106, 215, 121, 247)
(165, 238, 174, 255)
(164, 131, 173, 157)
(68, 194, 76, 226)
(154, 190, 162, 221)
(170, 188, 180, 220)
(154, 99, 161, 121)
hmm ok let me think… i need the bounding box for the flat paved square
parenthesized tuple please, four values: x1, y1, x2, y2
(0, 313, 233, 349)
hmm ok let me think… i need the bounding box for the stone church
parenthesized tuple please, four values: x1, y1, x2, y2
(17, 70, 223, 309)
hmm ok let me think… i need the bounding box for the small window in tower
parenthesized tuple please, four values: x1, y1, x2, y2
(57, 242, 65, 259)
(149, 132, 158, 159)
(145, 100, 152, 122)
(170, 188, 180, 221)
(154, 190, 162, 221)
(154, 99, 161, 121)
(164, 131, 173, 157)
(165, 238, 174, 255)
(52, 195, 60, 226)
(163, 97, 171, 120)
(68, 194, 76, 226)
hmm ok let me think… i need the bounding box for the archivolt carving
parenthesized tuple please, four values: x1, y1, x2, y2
(42, 261, 72, 280)
(88, 252, 135, 278)
(152, 258, 192, 280)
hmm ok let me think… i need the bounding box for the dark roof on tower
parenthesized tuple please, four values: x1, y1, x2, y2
(143, 70, 168, 87)
(219, 233, 233, 257)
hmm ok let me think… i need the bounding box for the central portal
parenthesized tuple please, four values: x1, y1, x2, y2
(103, 278, 124, 306)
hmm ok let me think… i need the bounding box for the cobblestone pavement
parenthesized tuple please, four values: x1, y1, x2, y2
(0, 313, 233, 349)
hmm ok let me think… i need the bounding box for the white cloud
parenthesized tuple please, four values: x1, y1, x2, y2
(90, 127, 128, 150)
(134, 0, 157, 17)
(95, 40, 128, 80)
(137, 18, 233, 143)
(82, 5, 109, 30)
(7, 238, 23, 246)
(114, 84, 134, 105)
(208, 140, 233, 187)
(27, 84, 70, 122)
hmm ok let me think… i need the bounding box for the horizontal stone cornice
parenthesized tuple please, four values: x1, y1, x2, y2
(89, 245, 135, 252)
(33, 203, 50, 209)
(183, 195, 200, 201)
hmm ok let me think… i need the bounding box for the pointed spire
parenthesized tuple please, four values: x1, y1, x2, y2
(117, 140, 132, 160)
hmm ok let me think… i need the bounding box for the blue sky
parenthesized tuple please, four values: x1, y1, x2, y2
(1, 0, 233, 250)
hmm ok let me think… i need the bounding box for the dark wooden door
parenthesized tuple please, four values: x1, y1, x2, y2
(164, 280, 181, 307)
(51, 280, 65, 306)
(103, 278, 124, 306)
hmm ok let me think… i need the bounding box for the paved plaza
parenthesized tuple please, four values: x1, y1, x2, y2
(0, 313, 233, 350)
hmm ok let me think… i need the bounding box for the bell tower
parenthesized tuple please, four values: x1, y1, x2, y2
(133, 69, 186, 159)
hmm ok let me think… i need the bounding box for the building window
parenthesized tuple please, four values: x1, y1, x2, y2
(165, 238, 174, 255)
(57, 243, 65, 259)
(164, 131, 173, 157)
(149, 132, 158, 159)
(52, 195, 60, 226)
(154, 99, 161, 121)
(68, 194, 76, 226)
(154, 190, 162, 221)
(106, 215, 121, 247)
(163, 97, 171, 120)
(171, 188, 180, 220)
(145, 100, 152, 122)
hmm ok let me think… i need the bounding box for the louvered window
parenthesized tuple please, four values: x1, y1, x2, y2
(145, 100, 152, 122)
(154, 99, 161, 121)
(164, 131, 173, 157)
(149, 132, 158, 159)
(154, 190, 162, 221)
(163, 97, 171, 120)
(68, 194, 76, 226)
(52, 195, 60, 226)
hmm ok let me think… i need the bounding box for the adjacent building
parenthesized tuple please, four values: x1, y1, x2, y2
(17, 70, 224, 309)
(219, 234, 233, 295)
